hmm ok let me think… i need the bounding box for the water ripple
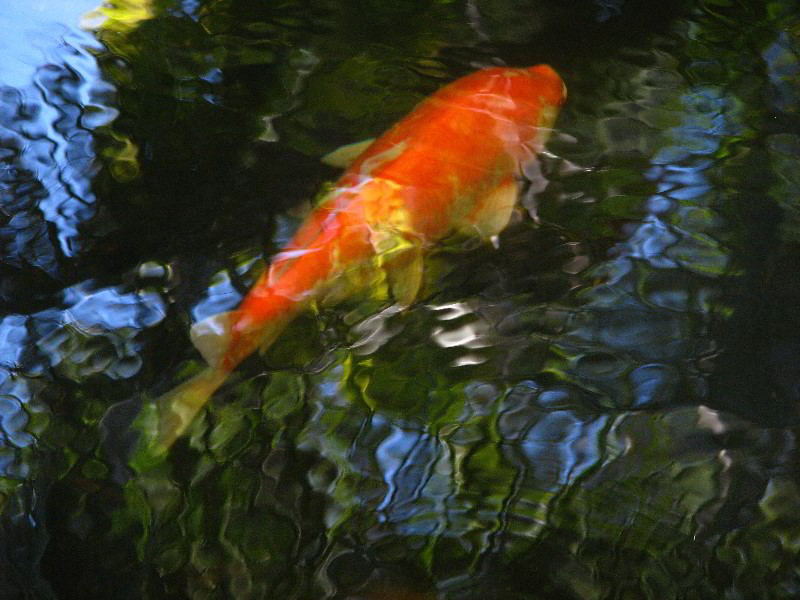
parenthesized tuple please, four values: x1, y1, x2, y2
(2, 2, 800, 599)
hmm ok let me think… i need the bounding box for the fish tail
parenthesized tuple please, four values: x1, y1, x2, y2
(142, 311, 292, 455)
(141, 211, 369, 455)
(147, 366, 229, 454)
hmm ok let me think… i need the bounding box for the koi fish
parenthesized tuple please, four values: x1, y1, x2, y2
(151, 64, 566, 451)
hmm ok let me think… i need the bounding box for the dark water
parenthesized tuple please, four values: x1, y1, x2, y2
(1, 0, 799, 598)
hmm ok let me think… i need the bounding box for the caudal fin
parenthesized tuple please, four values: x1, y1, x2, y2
(147, 367, 229, 454)
(145, 309, 291, 454)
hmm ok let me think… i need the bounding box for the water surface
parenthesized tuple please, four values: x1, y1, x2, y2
(1, 1, 799, 599)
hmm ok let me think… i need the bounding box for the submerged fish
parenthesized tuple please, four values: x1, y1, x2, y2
(152, 64, 566, 451)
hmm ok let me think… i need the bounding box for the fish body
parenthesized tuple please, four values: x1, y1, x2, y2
(153, 65, 566, 450)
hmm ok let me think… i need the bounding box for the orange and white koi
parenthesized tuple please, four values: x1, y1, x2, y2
(152, 64, 566, 450)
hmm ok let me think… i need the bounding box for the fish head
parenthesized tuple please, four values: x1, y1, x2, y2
(525, 64, 568, 109)
(437, 64, 566, 117)
(497, 64, 567, 134)
(515, 64, 568, 154)
(453, 64, 566, 166)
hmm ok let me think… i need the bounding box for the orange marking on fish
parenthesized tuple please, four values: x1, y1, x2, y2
(151, 65, 566, 451)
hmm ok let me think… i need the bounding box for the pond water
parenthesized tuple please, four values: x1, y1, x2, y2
(1, 0, 799, 599)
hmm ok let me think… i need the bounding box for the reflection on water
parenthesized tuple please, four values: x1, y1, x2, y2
(2, 0, 800, 599)
(0, 1, 134, 287)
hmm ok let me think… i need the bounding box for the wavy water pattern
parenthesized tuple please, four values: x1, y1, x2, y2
(1, 1, 799, 599)
(0, 2, 121, 283)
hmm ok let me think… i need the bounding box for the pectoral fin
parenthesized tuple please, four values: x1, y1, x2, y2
(370, 229, 424, 306)
(386, 245, 423, 306)
(470, 179, 519, 239)
(321, 138, 376, 168)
